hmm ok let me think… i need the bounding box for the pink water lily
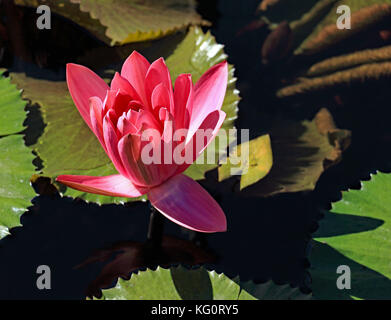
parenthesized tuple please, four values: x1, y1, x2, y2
(56, 51, 228, 233)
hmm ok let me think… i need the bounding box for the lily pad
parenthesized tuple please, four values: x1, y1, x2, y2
(98, 266, 311, 300)
(311, 172, 391, 299)
(11, 27, 239, 204)
(218, 134, 273, 190)
(15, 0, 205, 45)
(0, 72, 36, 239)
(242, 109, 350, 197)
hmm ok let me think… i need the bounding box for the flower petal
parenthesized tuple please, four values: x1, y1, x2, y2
(89, 97, 107, 152)
(145, 57, 174, 112)
(189, 61, 228, 141)
(177, 110, 226, 174)
(103, 115, 128, 178)
(151, 83, 172, 114)
(66, 63, 109, 131)
(111, 72, 142, 102)
(118, 131, 177, 187)
(121, 51, 150, 107)
(173, 73, 193, 130)
(148, 174, 227, 233)
(56, 174, 147, 197)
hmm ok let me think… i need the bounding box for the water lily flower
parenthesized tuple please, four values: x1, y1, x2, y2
(56, 51, 228, 233)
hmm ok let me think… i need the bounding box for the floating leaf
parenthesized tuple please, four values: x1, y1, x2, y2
(244, 109, 350, 197)
(219, 134, 273, 190)
(15, 0, 205, 45)
(0, 71, 36, 239)
(311, 172, 391, 299)
(277, 61, 391, 98)
(11, 27, 239, 203)
(0, 72, 27, 136)
(239, 280, 311, 300)
(98, 266, 310, 300)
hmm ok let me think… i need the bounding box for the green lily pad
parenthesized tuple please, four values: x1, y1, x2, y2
(11, 27, 239, 204)
(311, 172, 391, 299)
(0, 73, 27, 136)
(218, 134, 273, 190)
(15, 0, 205, 45)
(0, 72, 36, 239)
(98, 266, 310, 300)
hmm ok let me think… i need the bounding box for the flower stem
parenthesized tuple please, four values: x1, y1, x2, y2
(147, 203, 164, 250)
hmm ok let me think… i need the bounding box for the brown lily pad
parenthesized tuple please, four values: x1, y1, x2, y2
(242, 108, 351, 197)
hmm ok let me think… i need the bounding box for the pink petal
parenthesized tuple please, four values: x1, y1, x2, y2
(66, 63, 109, 131)
(145, 57, 174, 113)
(121, 51, 150, 107)
(117, 113, 138, 136)
(148, 174, 227, 233)
(103, 115, 128, 178)
(189, 61, 228, 141)
(177, 110, 226, 174)
(118, 133, 155, 187)
(56, 174, 147, 197)
(173, 74, 193, 129)
(118, 133, 178, 188)
(111, 72, 142, 102)
(136, 109, 162, 132)
(89, 97, 107, 152)
(151, 83, 172, 114)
